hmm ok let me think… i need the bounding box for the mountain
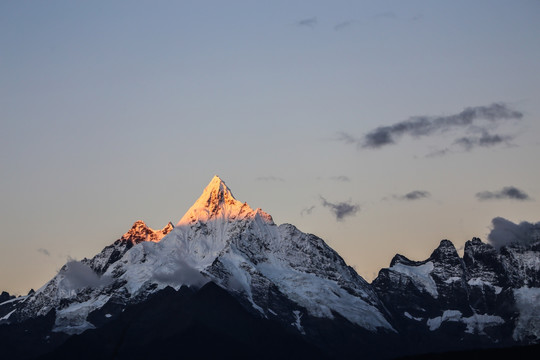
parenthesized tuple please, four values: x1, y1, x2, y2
(372, 238, 540, 355)
(0, 176, 539, 359)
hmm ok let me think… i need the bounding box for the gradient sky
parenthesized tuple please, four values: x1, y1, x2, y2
(1, 1, 539, 294)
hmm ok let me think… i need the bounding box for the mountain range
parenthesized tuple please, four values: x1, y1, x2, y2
(1, 176, 539, 359)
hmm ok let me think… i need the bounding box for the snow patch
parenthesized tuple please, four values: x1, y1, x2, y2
(444, 277, 461, 284)
(404, 312, 423, 321)
(292, 310, 305, 334)
(427, 310, 462, 331)
(513, 287, 540, 341)
(390, 261, 438, 298)
(427, 310, 504, 334)
(462, 314, 504, 334)
(0, 309, 16, 321)
(268, 308, 277, 316)
(0, 296, 27, 306)
(53, 294, 110, 335)
(468, 278, 502, 294)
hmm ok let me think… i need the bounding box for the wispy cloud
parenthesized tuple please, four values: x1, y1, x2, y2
(301, 205, 316, 216)
(488, 217, 540, 249)
(476, 186, 531, 201)
(339, 103, 522, 151)
(255, 176, 285, 182)
(296, 17, 317, 28)
(334, 20, 355, 31)
(396, 190, 431, 201)
(37, 248, 50, 256)
(454, 131, 513, 151)
(329, 175, 351, 182)
(320, 196, 359, 221)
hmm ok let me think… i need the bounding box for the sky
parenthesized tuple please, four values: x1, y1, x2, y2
(1, 1, 539, 295)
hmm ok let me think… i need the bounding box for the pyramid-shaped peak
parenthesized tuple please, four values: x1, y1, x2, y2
(177, 176, 270, 226)
(206, 175, 235, 198)
(195, 175, 238, 208)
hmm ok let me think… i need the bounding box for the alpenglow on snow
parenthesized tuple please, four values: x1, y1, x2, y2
(1, 176, 393, 335)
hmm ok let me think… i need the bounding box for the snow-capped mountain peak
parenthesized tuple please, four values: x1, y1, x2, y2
(177, 175, 272, 225)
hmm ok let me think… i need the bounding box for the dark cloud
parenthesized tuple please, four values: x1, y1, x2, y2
(339, 103, 522, 150)
(300, 205, 316, 216)
(476, 186, 531, 201)
(334, 20, 354, 31)
(397, 190, 431, 201)
(487, 217, 540, 249)
(255, 176, 285, 182)
(330, 175, 351, 182)
(297, 17, 317, 27)
(320, 196, 359, 221)
(455, 131, 513, 151)
(37, 248, 50, 256)
(59, 259, 112, 290)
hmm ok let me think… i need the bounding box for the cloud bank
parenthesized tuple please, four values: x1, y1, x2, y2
(476, 186, 531, 201)
(339, 103, 522, 151)
(320, 196, 359, 221)
(487, 217, 540, 249)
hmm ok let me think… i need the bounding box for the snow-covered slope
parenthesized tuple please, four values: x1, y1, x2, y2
(2, 176, 392, 335)
(373, 237, 540, 347)
(2, 176, 538, 356)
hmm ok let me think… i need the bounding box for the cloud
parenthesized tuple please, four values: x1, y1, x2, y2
(37, 248, 50, 256)
(476, 186, 531, 201)
(59, 259, 112, 290)
(454, 131, 513, 151)
(426, 148, 451, 158)
(320, 196, 359, 221)
(334, 20, 355, 31)
(339, 103, 522, 150)
(300, 205, 316, 216)
(330, 175, 351, 182)
(296, 17, 317, 28)
(153, 258, 208, 288)
(487, 217, 540, 249)
(397, 190, 431, 201)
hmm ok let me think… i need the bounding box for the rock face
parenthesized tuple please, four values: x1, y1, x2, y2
(372, 237, 540, 354)
(0, 176, 539, 359)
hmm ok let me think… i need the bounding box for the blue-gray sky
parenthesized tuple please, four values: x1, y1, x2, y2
(1, 1, 539, 294)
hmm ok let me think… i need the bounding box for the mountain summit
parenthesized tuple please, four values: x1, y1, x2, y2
(177, 175, 271, 225)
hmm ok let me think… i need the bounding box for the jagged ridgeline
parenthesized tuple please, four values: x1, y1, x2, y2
(1, 176, 539, 359)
